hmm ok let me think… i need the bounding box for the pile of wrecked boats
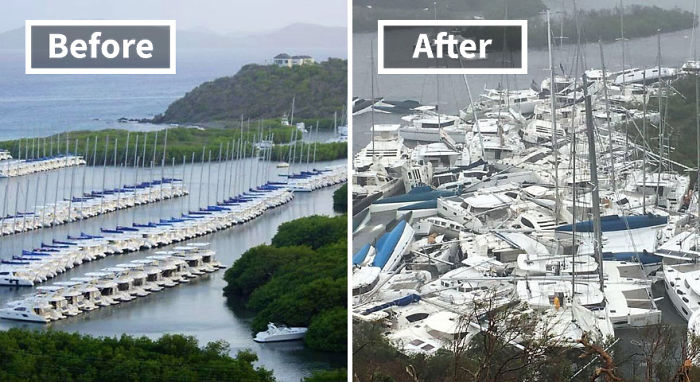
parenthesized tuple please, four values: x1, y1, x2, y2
(352, 61, 700, 355)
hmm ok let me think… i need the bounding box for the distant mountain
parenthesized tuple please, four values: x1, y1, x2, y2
(0, 23, 346, 58)
(253, 23, 346, 52)
(0, 27, 23, 49)
(153, 58, 347, 123)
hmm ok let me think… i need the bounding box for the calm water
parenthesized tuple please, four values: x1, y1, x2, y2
(0, 49, 249, 140)
(0, 159, 345, 381)
(0, 40, 347, 379)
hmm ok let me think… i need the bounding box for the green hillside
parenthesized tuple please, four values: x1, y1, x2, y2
(153, 59, 346, 124)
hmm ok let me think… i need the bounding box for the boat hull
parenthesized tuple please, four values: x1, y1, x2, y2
(253, 332, 307, 342)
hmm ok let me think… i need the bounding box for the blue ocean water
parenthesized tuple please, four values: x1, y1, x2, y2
(0, 48, 249, 140)
(0, 46, 348, 380)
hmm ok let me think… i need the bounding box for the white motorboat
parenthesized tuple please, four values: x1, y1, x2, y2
(0, 300, 54, 323)
(399, 113, 470, 143)
(254, 322, 308, 342)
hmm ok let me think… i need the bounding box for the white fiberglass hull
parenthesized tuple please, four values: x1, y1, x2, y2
(0, 309, 50, 323)
(254, 330, 307, 342)
(0, 276, 34, 286)
(399, 128, 466, 143)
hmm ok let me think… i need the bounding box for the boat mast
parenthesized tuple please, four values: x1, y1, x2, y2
(583, 74, 606, 292)
(223, 142, 230, 203)
(334, 111, 337, 137)
(197, 146, 205, 210)
(642, 71, 647, 214)
(656, 30, 663, 201)
(619, 0, 629, 154)
(370, 38, 376, 165)
(434, 1, 441, 136)
(599, 39, 616, 192)
(160, 129, 168, 214)
(207, 150, 212, 206)
(216, 143, 222, 204)
(312, 122, 319, 166)
(290, 96, 295, 126)
(461, 74, 486, 158)
(547, 10, 560, 221)
(571, 0, 582, 320)
(67, 139, 77, 223)
(286, 128, 296, 179)
(112, 138, 119, 227)
(133, 135, 141, 224)
(99, 136, 108, 216)
(695, 1, 699, 247)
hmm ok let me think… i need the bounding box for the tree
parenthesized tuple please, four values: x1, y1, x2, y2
(271, 215, 346, 250)
(303, 368, 347, 382)
(0, 329, 275, 382)
(333, 184, 347, 213)
(224, 215, 347, 353)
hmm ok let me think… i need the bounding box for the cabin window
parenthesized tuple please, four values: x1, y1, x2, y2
(521, 218, 535, 229)
(0, 272, 8, 275)
(406, 313, 429, 322)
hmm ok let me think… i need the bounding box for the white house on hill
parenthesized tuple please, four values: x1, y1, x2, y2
(272, 53, 315, 67)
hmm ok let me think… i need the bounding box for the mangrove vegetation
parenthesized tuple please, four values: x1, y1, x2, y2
(223, 214, 347, 353)
(0, 329, 274, 382)
(0, 126, 347, 166)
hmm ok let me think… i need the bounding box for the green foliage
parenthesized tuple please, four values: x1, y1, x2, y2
(154, 59, 347, 123)
(352, 320, 586, 382)
(270, 141, 347, 163)
(305, 307, 348, 352)
(333, 184, 347, 213)
(631, 75, 700, 180)
(303, 368, 347, 382)
(353, 0, 546, 32)
(0, 126, 347, 165)
(222, 245, 315, 297)
(528, 6, 696, 48)
(354, 3, 696, 50)
(223, 215, 347, 353)
(0, 329, 274, 382)
(271, 215, 347, 249)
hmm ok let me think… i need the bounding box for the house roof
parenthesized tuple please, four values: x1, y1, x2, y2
(274, 53, 291, 59)
(292, 55, 312, 59)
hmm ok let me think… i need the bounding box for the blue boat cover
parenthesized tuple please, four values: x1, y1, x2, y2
(361, 294, 421, 315)
(602, 251, 662, 265)
(353, 244, 372, 265)
(373, 189, 455, 205)
(398, 199, 438, 211)
(372, 220, 406, 269)
(555, 214, 667, 233)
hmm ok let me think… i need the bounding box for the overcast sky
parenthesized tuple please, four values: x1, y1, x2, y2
(0, 0, 347, 34)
